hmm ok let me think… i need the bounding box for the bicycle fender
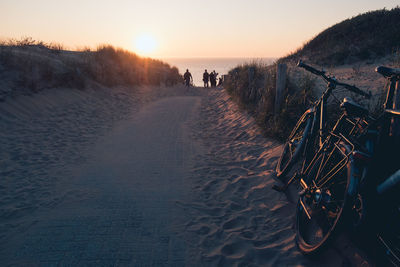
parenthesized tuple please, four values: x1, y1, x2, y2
(347, 154, 360, 197)
(300, 108, 315, 131)
(304, 107, 315, 115)
(288, 109, 314, 138)
(297, 108, 314, 123)
(347, 150, 372, 197)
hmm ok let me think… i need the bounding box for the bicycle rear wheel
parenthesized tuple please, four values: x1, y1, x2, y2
(276, 112, 312, 178)
(295, 140, 352, 255)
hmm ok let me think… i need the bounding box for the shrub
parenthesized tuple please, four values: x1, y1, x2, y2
(224, 63, 317, 141)
(0, 38, 182, 100)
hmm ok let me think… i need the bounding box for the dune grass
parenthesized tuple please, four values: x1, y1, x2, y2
(224, 62, 317, 141)
(0, 38, 182, 100)
(280, 7, 400, 66)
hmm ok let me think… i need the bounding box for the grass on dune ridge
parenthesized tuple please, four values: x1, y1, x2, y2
(0, 37, 182, 100)
(280, 7, 400, 66)
(225, 7, 400, 141)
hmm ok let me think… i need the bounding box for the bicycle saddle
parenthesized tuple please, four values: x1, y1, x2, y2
(376, 66, 400, 79)
(340, 97, 369, 117)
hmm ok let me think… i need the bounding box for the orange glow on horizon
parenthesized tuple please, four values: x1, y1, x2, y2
(1, 1, 398, 58)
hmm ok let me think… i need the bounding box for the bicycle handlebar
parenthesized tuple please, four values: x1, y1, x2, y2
(297, 60, 371, 99)
(335, 81, 371, 98)
(297, 60, 326, 76)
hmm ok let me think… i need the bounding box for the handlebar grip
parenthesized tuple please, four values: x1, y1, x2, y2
(341, 83, 371, 99)
(297, 60, 325, 76)
(297, 60, 371, 99)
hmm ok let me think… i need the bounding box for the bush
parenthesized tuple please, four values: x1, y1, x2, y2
(81, 44, 182, 87)
(224, 63, 317, 141)
(0, 38, 183, 99)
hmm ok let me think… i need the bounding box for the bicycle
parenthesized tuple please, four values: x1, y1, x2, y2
(294, 66, 400, 257)
(343, 66, 400, 264)
(275, 61, 371, 186)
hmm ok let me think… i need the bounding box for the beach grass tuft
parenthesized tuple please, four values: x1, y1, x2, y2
(224, 63, 317, 141)
(0, 38, 182, 100)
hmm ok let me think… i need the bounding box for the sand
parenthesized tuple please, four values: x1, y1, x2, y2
(181, 89, 372, 266)
(0, 84, 372, 266)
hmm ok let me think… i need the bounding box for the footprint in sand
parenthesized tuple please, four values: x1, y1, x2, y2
(201, 179, 219, 192)
(239, 230, 255, 240)
(228, 201, 245, 211)
(220, 241, 247, 258)
(196, 225, 211, 235)
(222, 216, 247, 231)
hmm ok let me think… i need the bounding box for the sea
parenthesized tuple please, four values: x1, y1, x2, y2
(162, 58, 275, 86)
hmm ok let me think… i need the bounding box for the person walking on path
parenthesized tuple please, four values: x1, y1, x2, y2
(183, 69, 193, 87)
(203, 69, 209, 88)
(210, 70, 218, 87)
(209, 71, 215, 88)
(217, 76, 223, 87)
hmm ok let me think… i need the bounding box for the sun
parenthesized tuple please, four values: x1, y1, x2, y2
(135, 34, 157, 56)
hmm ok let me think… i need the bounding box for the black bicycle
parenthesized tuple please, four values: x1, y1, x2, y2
(294, 66, 400, 258)
(343, 66, 400, 265)
(275, 61, 371, 180)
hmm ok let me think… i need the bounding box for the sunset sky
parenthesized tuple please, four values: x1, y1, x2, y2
(0, 0, 398, 58)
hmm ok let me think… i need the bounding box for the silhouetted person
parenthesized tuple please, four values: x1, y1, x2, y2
(213, 70, 218, 86)
(217, 77, 223, 86)
(183, 69, 193, 87)
(210, 70, 218, 87)
(203, 69, 209, 88)
(209, 71, 215, 88)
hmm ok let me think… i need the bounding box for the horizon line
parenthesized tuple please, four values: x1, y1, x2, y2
(158, 56, 278, 59)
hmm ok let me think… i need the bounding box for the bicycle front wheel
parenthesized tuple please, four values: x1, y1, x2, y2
(276, 112, 312, 178)
(295, 140, 352, 255)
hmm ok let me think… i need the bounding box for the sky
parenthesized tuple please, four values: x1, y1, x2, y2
(0, 0, 398, 58)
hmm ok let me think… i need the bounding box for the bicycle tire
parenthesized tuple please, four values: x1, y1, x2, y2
(276, 112, 312, 178)
(295, 141, 352, 255)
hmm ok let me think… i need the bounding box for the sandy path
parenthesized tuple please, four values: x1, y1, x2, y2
(0, 92, 202, 265)
(0, 85, 373, 266)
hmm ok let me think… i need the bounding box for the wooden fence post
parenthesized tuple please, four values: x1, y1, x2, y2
(222, 74, 228, 84)
(275, 64, 287, 114)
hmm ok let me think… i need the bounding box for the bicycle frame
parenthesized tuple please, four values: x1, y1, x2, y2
(297, 61, 371, 154)
(300, 80, 369, 175)
(298, 131, 355, 220)
(313, 84, 332, 146)
(300, 82, 334, 166)
(357, 78, 400, 264)
(280, 101, 368, 192)
(274, 61, 371, 191)
(357, 78, 400, 166)
(291, 65, 399, 259)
